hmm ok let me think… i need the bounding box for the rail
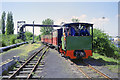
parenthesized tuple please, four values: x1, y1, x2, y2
(67, 59, 112, 80)
(2, 46, 49, 79)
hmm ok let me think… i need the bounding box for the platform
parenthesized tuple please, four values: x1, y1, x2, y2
(39, 48, 85, 78)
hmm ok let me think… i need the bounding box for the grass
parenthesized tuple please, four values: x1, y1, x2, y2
(91, 52, 119, 73)
(17, 43, 41, 58)
(91, 52, 118, 63)
(0, 44, 25, 56)
(0, 42, 41, 59)
(107, 65, 119, 73)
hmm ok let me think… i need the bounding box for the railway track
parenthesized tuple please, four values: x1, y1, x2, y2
(2, 46, 49, 79)
(68, 59, 113, 80)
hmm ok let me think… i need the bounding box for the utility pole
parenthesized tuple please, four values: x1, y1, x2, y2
(32, 21, 34, 43)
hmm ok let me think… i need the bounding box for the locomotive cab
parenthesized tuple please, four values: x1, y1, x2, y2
(60, 23, 93, 59)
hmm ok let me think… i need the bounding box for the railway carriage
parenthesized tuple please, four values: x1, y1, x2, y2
(41, 23, 93, 59)
(41, 34, 52, 44)
(41, 35, 44, 43)
(52, 29, 63, 49)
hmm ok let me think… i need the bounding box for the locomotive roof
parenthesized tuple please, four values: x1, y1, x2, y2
(63, 23, 93, 27)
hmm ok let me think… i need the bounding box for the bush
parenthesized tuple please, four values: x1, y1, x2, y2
(25, 31, 33, 41)
(15, 39, 23, 43)
(1, 34, 23, 47)
(35, 35, 41, 41)
(93, 29, 119, 59)
(10, 35, 16, 44)
(1, 40, 6, 47)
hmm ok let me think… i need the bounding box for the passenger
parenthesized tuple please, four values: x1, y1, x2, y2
(75, 26, 79, 36)
(85, 28, 90, 36)
(70, 26, 76, 36)
(65, 28, 68, 36)
(80, 26, 90, 36)
(68, 27, 71, 36)
(63, 32, 66, 40)
(67, 28, 70, 36)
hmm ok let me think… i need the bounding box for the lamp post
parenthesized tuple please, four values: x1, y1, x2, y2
(102, 17, 105, 31)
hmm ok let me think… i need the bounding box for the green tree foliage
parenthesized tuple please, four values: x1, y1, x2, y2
(0, 20, 1, 34)
(1, 11, 6, 34)
(25, 31, 33, 41)
(35, 35, 41, 41)
(93, 29, 120, 59)
(71, 18, 79, 23)
(5, 12, 14, 35)
(40, 18, 54, 35)
(1, 34, 19, 46)
(24, 31, 40, 41)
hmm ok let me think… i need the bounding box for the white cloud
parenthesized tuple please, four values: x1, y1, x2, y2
(71, 16, 110, 30)
(54, 14, 88, 25)
(91, 17, 110, 29)
(53, 15, 110, 33)
(54, 18, 72, 29)
(55, 18, 66, 25)
(55, 14, 88, 25)
(55, 17, 73, 25)
(72, 14, 87, 22)
(79, 14, 87, 20)
(116, 14, 120, 18)
(91, 17, 109, 23)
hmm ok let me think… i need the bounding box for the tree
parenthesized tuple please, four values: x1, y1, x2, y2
(0, 19, 1, 34)
(93, 28, 119, 59)
(5, 12, 14, 35)
(71, 18, 79, 23)
(1, 11, 6, 34)
(40, 18, 54, 35)
(10, 12, 14, 34)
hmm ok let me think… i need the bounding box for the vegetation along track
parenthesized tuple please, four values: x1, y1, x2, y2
(2, 46, 49, 79)
(68, 59, 113, 80)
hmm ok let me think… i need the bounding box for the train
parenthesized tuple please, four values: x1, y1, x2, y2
(41, 23, 93, 59)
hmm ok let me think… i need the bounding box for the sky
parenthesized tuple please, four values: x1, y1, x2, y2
(1, 1, 119, 36)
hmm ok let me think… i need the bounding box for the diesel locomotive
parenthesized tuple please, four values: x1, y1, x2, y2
(41, 23, 93, 59)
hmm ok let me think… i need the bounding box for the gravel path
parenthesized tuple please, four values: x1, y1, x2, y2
(41, 48, 85, 78)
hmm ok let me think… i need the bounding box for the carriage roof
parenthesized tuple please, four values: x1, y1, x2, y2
(63, 23, 93, 27)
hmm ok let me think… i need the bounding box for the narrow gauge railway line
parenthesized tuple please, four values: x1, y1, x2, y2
(2, 46, 49, 79)
(68, 59, 112, 80)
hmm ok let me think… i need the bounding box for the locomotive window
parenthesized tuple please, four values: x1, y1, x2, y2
(86, 26, 90, 34)
(79, 24, 91, 36)
(62, 24, 92, 36)
(90, 26, 92, 35)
